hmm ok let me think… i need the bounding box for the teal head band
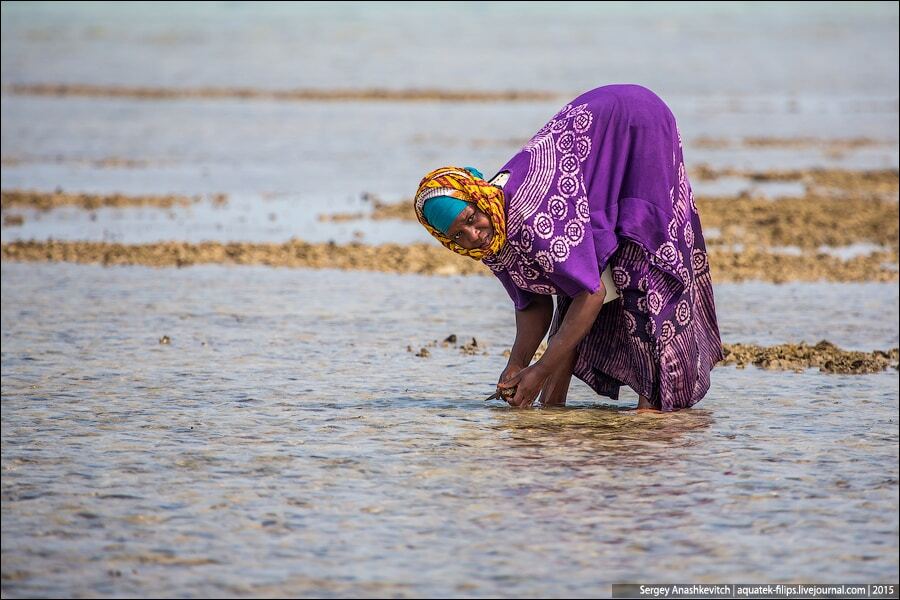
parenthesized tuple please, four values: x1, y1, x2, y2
(422, 195, 468, 235)
(420, 167, 483, 234)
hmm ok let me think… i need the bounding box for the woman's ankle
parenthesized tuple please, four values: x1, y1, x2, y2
(636, 395, 654, 410)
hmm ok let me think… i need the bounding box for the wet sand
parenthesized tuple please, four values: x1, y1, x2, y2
(691, 166, 899, 197)
(706, 247, 897, 283)
(697, 195, 899, 249)
(1, 156, 168, 169)
(5, 83, 561, 103)
(2, 239, 897, 283)
(321, 190, 899, 250)
(413, 335, 899, 375)
(3, 214, 25, 227)
(9, 179, 896, 251)
(0, 239, 489, 274)
(721, 341, 898, 374)
(694, 136, 896, 150)
(1, 189, 227, 211)
(421, 136, 894, 156)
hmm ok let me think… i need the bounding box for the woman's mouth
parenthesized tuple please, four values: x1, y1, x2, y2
(480, 232, 492, 249)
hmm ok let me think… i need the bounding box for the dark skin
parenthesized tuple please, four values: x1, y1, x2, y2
(446, 203, 494, 251)
(499, 285, 607, 408)
(447, 203, 654, 410)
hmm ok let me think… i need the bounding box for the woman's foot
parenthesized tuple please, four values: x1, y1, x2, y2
(635, 395, 661, 412)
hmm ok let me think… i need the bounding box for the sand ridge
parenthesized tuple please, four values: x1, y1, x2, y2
(2, 239, 896, 283)
(5, 83, 560, 103)
(1, 189, 227, 211)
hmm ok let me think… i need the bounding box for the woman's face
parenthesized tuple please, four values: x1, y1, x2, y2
(447, 203, 494, 250)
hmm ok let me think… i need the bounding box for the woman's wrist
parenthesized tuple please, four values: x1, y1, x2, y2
(534, 337, 574, 376)
(506, 355, 527, 371)
(530, 356, 555, 378)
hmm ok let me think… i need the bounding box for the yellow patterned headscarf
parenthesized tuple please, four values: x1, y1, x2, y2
(414, 166, 507, 260)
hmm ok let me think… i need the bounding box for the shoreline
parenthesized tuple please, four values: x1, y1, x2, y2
(1, 189, 227, 211)
(2, 240, 897, 283)
(720, 341, 899, 374)
(321, 191, 900, 250)
(5, 179, 896, 251)
(4, 83, 562, 103)
(411, 337, 899, 375)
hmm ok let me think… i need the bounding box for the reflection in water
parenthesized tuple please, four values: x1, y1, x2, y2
(489, 406, 715, 465)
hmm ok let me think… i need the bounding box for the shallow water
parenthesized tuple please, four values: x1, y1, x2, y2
(1, 94, 897, 247)
(2, 6, 898, 245)
(2, 263, 898, 597)
(3, 2, 897, 211)
(2, 2, 899, 103)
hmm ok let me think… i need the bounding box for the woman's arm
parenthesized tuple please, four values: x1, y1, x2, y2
(537, 281, 606, 370)
(498, 294, 554, 389)
(507, 295, 554, 369)
(500, 280, 607, 407)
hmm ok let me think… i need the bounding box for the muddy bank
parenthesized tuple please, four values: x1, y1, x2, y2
(1, 189, 227, 211)
(697, 195, 899, 249)
(694, 136, 895, 151)
(351, 168, 900, 210)
(691, 166, 899, 198)
(709, 248, 897, 283)
(409, 334, 492, 358)
(317, 211, 366, 223)
(411, 336, 898, 375)
(5, 83, 560, 103)
(721, 341, 899, 374)
(368, 200, 412, 221)
(2, 240, 897, 282)
(0, 240, 485, 274)
(316, 196, 403, 222)
(321, 192, 899, 250)
(3, 214, 25, 227)
(1, 155, 167, 169)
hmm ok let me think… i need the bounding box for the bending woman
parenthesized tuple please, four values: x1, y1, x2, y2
(414, 85, 723, 411)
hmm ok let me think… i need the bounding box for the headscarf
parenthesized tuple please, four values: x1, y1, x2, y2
(414, 166, 507, 260)
(422, 195, 468, 234)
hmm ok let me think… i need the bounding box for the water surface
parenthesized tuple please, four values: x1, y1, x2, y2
(2, 264, 898, 597)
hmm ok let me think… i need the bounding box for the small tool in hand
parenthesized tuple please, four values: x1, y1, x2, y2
(484, 386, 516, 402)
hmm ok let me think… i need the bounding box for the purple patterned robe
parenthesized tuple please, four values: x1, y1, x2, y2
(483, 85, 723, 411)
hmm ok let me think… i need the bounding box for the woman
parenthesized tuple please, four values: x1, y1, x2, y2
(414, 84, 723, 411)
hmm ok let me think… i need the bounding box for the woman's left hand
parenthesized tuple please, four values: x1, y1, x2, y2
(498, 362, 550, 408)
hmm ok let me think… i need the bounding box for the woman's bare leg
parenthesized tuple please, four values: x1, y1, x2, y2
(636, 394, 662, 411)
(538, 347, 578, 407)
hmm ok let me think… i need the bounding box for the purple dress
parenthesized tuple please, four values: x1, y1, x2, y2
(483, 85, 723, 411)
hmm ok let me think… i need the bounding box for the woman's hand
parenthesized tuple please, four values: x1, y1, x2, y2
(498, 361, 524, 389)
(496, 361, 523, 404)
(498, 362, 551, 408)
